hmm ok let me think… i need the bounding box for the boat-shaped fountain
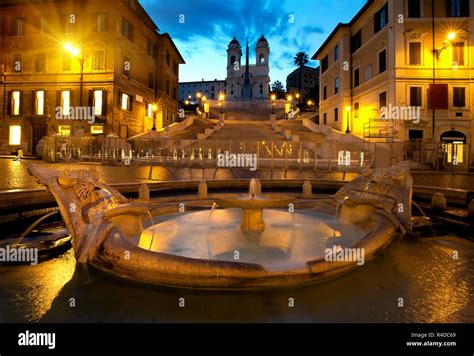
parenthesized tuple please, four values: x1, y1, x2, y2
(27, 163, 412, 290)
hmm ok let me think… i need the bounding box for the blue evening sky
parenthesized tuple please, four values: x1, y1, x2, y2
(141, 0, 367, 87)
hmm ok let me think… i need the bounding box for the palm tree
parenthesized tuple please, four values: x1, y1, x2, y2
(294, 51, 309, 105)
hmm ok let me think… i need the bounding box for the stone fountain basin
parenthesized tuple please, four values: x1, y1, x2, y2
(93, 204, 399, 290)
(214, 195, 295, 209)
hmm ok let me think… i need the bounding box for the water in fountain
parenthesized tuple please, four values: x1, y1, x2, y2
(412, 201, 436, 237)
(249, 178, 258, 199)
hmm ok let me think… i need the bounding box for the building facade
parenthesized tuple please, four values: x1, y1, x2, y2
(178, 79, 226, 102)
(226, 36, 270, 100)
(286, 65, 320, 102)
(313, 0, 474, 162)
(0, 0, 184, 155)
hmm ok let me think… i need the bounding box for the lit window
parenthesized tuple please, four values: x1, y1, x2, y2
(58, 125, 71, 136)
(121, 93, 129, 110)
(146, 103, 153, 117)
(12, 91, 20, 116)
(62, 91, 71, 116)
(36, 91, 45, 115)
(9, 125, 21, 145)
(91, 125, 104, 135)
(94, 90, 103, 116)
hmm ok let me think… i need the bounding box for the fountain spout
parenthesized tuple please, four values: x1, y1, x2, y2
(249, 178, 259, 199)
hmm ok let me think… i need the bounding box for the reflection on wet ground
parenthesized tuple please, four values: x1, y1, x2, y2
(0, 235, 472, 323)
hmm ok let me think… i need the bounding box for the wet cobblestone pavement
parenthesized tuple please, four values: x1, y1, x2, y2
(0, 158, 473, 191)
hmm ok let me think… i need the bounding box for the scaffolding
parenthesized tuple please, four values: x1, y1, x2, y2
(363, 118, 394, 142)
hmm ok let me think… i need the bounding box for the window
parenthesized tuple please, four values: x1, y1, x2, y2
(147, 40, 157, 59)
(323, 86, 327, 100)
(321, 55, 328, 72)
(453, 87, 466, 107)
(9, 126, 21, 145)
(166, 51, 170, 66)
(13, 53, 22, 73)
(148, 72, 155, 90)
(334, 45, 339, 61)
(259, 54, 265, 64)
(374, 4, 388, 33)
(36, 91, 45, 115)
(61, 91, 71, 115)
(409, 42, 421, 65)
(365, 64, 372, 81)
(62, 53, 72, 71)
(62, 14, 76, 33)
(93, 90, 103, 116)
(120, 93, 131, 111)
(11, 91, 21, 116)
(354, 103, 360, 118)
(146, 103, 153, 118)
(410, 87, 422, 106)
(91, 125, 104, 135)
(323, 113, 327, 125)
(447, 0, 470, 17)
(334, 108, 339, 122)
(93, 50, 105, 71)
(123, 56, 130, 77)
(166, 80, 170, 96)
(452, 42, 465, 66)
(334, 77, 339, 94)
(354, 68, 360, 87)
(35, 16, 47, 34)
(173, 61, 178, 75)
(58, 125, 71, 136)
(379, 91, 387, 109)
(36, 53, 46, 72)
(11, 17, 25, 36)
(408, 0, 421, 17)
(379, 49, 387, 73)
(95, 12, 109, 32)
(121, 19, 134, 41)
(350, 30, 362, 53)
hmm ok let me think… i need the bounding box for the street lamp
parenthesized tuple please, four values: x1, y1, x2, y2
(296, 93, 300, 107)
(218, 93, 225, 114)
(196, 92, 202, 107)
(434, 31, 457, 59)
(64, 43, 83, 134)
(345, 106, 351, 134)
(151, 104, 158, 131)
(271, 94, 276, 114)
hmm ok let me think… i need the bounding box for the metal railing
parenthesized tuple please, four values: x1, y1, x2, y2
(41, 135, 471, 172)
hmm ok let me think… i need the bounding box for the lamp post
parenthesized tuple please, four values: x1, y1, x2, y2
(196, 92, 202, 108)
(151, 104, 158, 131)
(296, 93, 300, 107)
(287, 95, 293, 120)
(307, 100, 313, 112)
(218, 93, 225, 114)
(432, 31, 457, 137)
(64, 43, 83, 135)
(271, 94, 276, 114)
(345, 106, 351, 134)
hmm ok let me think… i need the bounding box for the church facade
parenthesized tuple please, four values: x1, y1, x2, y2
(226, 36, 270, 100)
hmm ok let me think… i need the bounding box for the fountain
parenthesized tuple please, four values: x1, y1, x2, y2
(214, 178, 294, 235)
(27, 163, 413, 290)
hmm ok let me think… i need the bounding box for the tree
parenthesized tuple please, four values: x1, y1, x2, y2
(294, 51, 309, 105)
(271, 80, 286, 99)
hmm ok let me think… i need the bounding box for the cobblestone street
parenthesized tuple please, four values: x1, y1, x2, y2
(0, 158, 473, 192)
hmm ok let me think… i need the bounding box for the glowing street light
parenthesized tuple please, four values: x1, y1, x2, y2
(218, 93, 225, 114)
(345, 106, 351, 134)
(447, 31, 456, 41)
(151, 104, 158, 131)
(271, 94, 276, 114)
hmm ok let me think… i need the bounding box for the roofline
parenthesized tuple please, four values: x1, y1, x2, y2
(137, 1, 160, 33)
(160, 33, 186, 64)
(286, 65, 320, 78)
(179, 80, 226, 84)
(311, 0, 376, 59)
